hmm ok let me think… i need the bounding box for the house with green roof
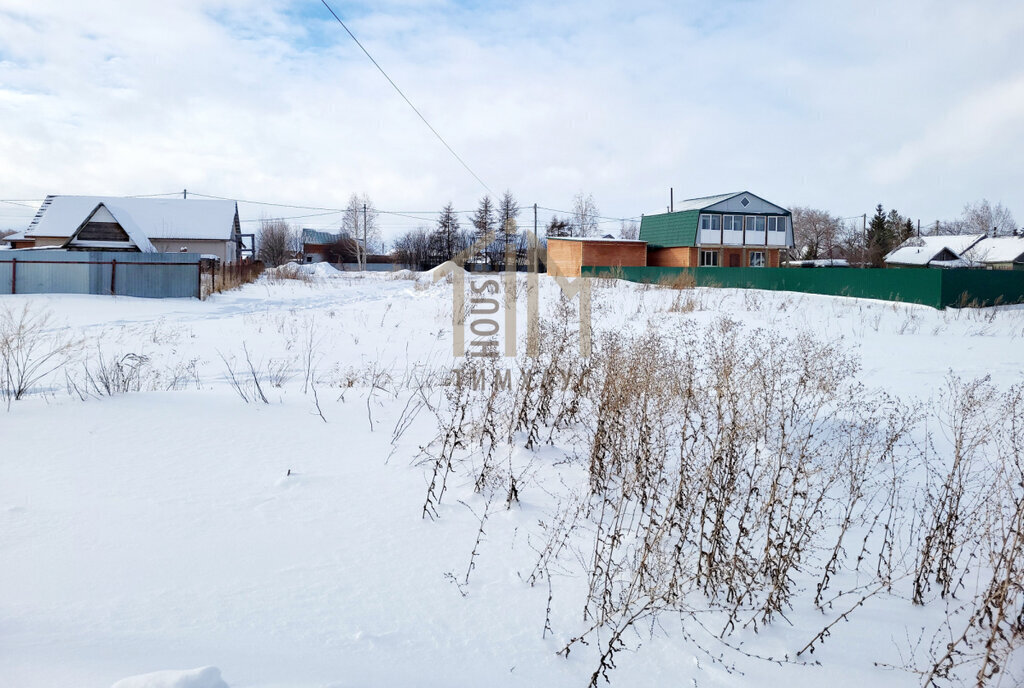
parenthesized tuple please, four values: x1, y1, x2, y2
(640, 192, 793, 268)
(301, 228, 359, 263)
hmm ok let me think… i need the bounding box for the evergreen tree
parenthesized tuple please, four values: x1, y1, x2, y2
(470, 195, 495, 267)
(496, 190, 520, 268)
(866, 204, 892, 267)
(546, 215, 571, 238)
(430, 202, 461, 264)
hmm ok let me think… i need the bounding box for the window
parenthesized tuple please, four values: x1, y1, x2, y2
(700, 249, 720, 267)
(701, 214, 721, 231)
(749, 251, 765, 267)
(723, 215, 741, 232)
(768, 216, 787, 233)
(753, 216, 766, 233)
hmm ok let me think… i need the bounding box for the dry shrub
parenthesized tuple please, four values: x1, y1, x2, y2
(411, 307, 1024, 686)
(203, 262, 263, 297)
(0, 304, 78, 406)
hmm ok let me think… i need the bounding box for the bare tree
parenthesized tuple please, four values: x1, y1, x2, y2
(960, 199, 1016, 237)
(342, 193, 381, 270)
(392, 226, 432, 270)
(618, 220, 639, 240)
(790, 206, 844, 260)
(570, 192, 599, 237)
(257, 219, 298, 267)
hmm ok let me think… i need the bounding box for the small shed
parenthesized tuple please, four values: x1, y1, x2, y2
(546, 237, 647, 278)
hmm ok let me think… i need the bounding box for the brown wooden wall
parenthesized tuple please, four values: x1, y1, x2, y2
(648, 247, 698, 267)
(581, 242, 647, 270)
(546, 239, 583, 277)
(547, 239, 647, 277)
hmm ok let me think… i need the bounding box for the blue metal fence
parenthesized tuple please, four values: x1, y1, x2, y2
(0, 250, 201, 299)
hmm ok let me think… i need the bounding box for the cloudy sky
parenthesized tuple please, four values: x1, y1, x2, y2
(1, 0, 1022, 240)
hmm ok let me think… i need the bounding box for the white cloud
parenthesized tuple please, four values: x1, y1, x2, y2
(0, 0, 1022, 238)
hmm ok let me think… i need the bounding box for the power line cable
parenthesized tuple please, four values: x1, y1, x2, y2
(318, 0, 492, 195)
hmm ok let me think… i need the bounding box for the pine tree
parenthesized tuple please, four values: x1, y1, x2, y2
(470, 195, 494, 267)
(866, 204, 891, 267)
(496, 190, 520, 268)
(546, 215, 571, 238)
(430, 202, 461, 265)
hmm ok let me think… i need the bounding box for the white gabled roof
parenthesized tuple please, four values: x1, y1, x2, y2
(671, 192, 742, 212)
(26, 195, 238, 241)
(666, 191, 789, 215)
(971, 236, 1024, 264)
(885, 234, 985, 266)
(63, 203, 157, 253)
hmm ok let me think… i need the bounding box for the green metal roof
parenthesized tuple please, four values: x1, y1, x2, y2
(302, 228, 342, 245)
(639, 210, 699, 248)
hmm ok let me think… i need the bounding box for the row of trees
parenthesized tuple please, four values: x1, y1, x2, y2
(392, 191, 624, 270)
(791, 199, 1019, 267)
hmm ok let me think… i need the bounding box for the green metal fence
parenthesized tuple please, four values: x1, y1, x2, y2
(579, 266, 1024, 309)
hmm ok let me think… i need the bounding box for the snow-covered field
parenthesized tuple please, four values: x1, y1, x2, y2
(1, 272, 1022, 688)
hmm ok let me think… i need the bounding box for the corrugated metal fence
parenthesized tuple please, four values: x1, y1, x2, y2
(580, 265, 1024, 309)
(0, 250, 201, 299)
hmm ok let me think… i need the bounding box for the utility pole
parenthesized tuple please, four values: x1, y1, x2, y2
(533, 203, 537, 241)
(862, 213, 867, 267)
(362, 203, 368, 271)
(917, 219, 921, 237)
(670, 187, 674, 213)
(183, 189, 187, 200)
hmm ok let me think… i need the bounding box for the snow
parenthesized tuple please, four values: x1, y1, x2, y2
(111, 667, 228, 688)
(26, 196, 237, 241)
(886, 234, 985, 266)
(1, 273, 1022, 687)
(972, 235, 1024, 264)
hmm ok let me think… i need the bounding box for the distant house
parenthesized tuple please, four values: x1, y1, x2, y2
(15, 195, 242, 261)
(639, 192, 793, 268)
(970, 235, 1024, 270)
(301, 228, 360, 263)
(884, 234, 985, 268)
(0, 230, 31, 249)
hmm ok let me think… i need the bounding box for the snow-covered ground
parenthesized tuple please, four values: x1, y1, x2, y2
(1, 272, 1022, 687)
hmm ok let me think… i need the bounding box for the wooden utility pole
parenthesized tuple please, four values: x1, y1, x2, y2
(362, 202, 368, 271)
(862, 213, 868, 267)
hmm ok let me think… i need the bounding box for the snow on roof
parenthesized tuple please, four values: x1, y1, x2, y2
(670, 192, 743, 212)
(64, 203, 157, 253)
(26, 196, 238, 241)
(1, 230, 27, 242)
(971, 236, 1024, 264)
(885, 234, 985, 266)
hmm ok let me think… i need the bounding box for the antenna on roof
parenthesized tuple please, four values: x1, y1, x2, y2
(670, 187, 674, 213)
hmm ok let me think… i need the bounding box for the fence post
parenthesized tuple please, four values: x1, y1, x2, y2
(110, 258, 117, 295)
(10, 257, 16, 295)
(197, 260, 203, 299)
